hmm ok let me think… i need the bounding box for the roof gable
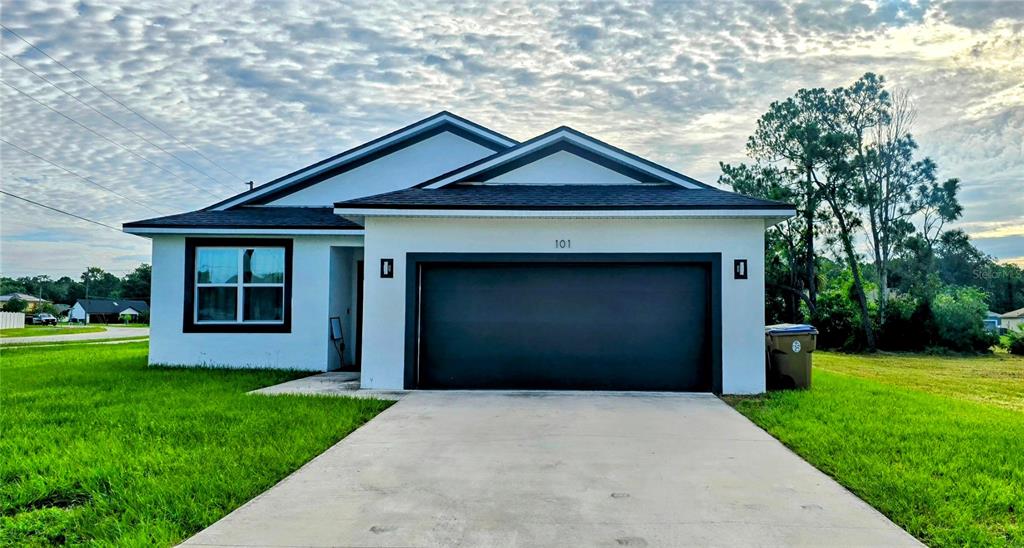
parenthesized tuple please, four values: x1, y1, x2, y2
(480, 147, 656, 185)
(419, 126, 711, 190)
(210, 112, 517, 210)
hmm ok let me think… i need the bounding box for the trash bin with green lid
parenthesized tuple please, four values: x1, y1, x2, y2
(765, 324, 818, 389)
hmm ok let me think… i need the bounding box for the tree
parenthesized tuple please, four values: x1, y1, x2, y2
(81, 267, 121, 299)
(738, 87, 841, 315)
(935, 230, 989, 286)
(2, 296, 27, 313)
(35, 302, 59, 316)
(819, 73, 894, 350)
(0, 277, 28, 295)
(854, 89, 961, 322)
(919, 178, 963, 250)
(121, 264, 152, 301)
(53, 276, 86, 304)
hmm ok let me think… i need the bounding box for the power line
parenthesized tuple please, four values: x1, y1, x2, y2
(1, 51, 235, 190)
(0, 78, 220, 198)
(0, 189, 124, 232)
(0, 24, 244, 183)
(0, 137, 168, 215)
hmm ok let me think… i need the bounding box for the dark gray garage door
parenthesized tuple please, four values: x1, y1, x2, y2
(415, 261, 711, 391)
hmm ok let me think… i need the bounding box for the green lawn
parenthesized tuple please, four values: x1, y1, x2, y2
(0, 325, 106, 338)
(0, 342, 392, 545)
(728, 351, 1024, 547)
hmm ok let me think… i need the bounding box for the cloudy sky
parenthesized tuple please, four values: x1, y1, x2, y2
(1, 0, 1021, 278)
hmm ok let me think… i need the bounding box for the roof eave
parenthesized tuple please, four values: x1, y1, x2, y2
(333, 207, 797, 222)
(123, 226, 366, 237)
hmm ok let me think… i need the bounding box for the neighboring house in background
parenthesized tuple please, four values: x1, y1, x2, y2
(984, 311, 1002, 332)
(0, 292, 51, 312)
(69, 299, 150, 324)
(52, 304, 71, 318)
(1001, 307, 1024, 332)
(124, 111, 795, 395)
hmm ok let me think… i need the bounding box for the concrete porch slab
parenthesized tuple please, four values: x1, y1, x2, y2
(249, 372, 407, 400)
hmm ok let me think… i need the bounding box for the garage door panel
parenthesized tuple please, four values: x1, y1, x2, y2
(418, 262, 710, 391)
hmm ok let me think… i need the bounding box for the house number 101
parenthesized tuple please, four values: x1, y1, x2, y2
(555, 239, 571, 249)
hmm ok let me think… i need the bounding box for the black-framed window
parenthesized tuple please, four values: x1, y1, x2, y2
(184, 238, 293, 333)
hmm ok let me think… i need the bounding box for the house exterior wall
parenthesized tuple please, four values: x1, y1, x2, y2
(267, 132, 498, 207)
(69, 302, 87, 322)
(1004, 317, 1024, 331)
(360, 216, 767, 394)
(149, 234, 362, 370)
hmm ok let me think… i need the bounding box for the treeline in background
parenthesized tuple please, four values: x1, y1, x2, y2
(722, 73, 1024, 354)
(1, 264, 151, 314)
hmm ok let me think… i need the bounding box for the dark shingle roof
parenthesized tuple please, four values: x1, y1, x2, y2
(123, 207, 363, 230)
(75, 298, 149, 314)
(335, 184, 794, 211)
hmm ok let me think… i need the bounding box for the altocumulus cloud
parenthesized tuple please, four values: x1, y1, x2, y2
(1, 0, 1022, 276)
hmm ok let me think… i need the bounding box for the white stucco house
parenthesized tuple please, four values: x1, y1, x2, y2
(124, 112, 795, 394)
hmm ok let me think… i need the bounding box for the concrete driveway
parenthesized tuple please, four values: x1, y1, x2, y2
(184, 392, 921, 547)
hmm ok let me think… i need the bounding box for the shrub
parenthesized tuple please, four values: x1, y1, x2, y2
(931, 286, 999, 352)
(1006, 327, 1024, 356)
(878, 293, 933, 351)
(812, 287, 859, 350)
(35, 302, 59, 316)
(2, 296, 27, 312)
(812, 269, 878, 351)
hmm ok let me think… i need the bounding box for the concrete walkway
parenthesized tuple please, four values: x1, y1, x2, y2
(184, 391, 920, 547)
(0, 326, 149, 345)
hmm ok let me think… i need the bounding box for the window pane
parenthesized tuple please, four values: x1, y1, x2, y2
(197, 287, 237, 321)
(244, 287, 284, 321)
(244, 248, 284, 283)
(197, 249, 238, 283)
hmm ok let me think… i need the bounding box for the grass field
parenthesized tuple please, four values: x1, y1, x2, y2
(0, 325, 106, 338)
(728, 351, 1024, 547)
(0, 342, 392, 545)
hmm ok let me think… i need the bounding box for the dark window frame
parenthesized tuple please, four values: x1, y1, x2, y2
(183, 237, 293, 333)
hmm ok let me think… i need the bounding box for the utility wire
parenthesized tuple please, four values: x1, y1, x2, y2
(0, 24, 244, 182)
(0, 189, 124, 232)
(0, 79, 220, 198)
(1, 51, 235, 190)
(0, 137, 168, 215)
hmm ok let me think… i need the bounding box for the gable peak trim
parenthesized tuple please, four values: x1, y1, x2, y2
(418, 126, 711, 190)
